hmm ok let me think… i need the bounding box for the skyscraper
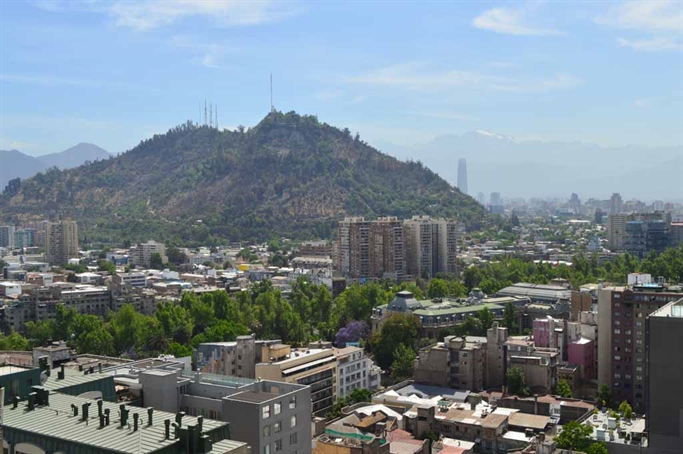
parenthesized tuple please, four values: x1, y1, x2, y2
(609, 192, 623, 215)
(457, 158, 468, 195)
(46, 220, 79, 265)
(403, 216, 457, 279)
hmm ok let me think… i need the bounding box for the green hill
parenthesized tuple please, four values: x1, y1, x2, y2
(0, 111, 487, 244)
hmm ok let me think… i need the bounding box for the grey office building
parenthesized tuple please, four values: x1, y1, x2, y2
(646, 298, 683, 454)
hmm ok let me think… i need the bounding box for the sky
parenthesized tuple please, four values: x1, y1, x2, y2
(0, 0, 682, 156)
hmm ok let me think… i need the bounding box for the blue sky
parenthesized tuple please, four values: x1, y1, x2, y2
(1, 0, 682, 156)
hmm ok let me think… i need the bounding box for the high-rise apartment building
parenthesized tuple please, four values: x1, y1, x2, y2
(403, 216, 457, 279)
(597, 282, 682, 413)
(129, 240, 168, 268)
(45, 221, 79, 265)
(623, 219, 669, 258)
(609, 192, 623, 215)
(457, 158, 468, 195)
(646, 298, 683, 454)
(607, 212, 667, 252)
(0, 225, 16, 248)
(336, 216, 405, 280)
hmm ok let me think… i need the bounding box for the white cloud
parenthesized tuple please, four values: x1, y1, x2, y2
(472, 6, 562, 36)
(618, 37, 683, 52)
(344, 64, 579, 93)
(32, 0, 298, 31)
(596, 1, 683, 52)
(596, 0, 682, 32)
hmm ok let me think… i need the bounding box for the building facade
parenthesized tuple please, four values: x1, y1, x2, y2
(130, 240, 168, 268)
(403, 216, 457, 279)
(46, 220, 79, 265)
(646, 298, 683, 454)
(333, 346, 380, 398)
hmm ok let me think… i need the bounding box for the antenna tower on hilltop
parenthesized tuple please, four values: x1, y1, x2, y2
(215, 105, 218, 129)
(270, 73, 275, 113)
(204, 100, 207, 126)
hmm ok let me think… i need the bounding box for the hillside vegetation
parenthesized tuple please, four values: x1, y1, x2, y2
(0, 111, 486, 244)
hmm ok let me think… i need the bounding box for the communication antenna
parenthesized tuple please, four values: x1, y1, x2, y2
(270, 73, 274, 113)
(204, 100, 207, 126)
(215, 105, 218, 130)
(209, 103, 213, 128)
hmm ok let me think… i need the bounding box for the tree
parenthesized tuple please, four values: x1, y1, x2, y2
(79, 330, 115, 356)
(0, 331, 31, 351)
(555, 420, 592, 451)
(334, 321, 369, 346)
(390, 344, 416, 382)
(556, 379, 572, 398)
(150, 252, 164, 270)
(618, 400, 633, 419)
(506, 366, 529, 396)
(587, 443, 609, 454)
(371, 313, 420, 370)
(502, 301, 517, 333)
(596, 384, 612, 409)
(427, 279, 449, 298)
(477, 307, 494, 333)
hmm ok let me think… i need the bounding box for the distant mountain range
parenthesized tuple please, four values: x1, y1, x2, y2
(0, 112, 487, 243)
(0, 143, 110, 190)
(375, 132, 683, 201)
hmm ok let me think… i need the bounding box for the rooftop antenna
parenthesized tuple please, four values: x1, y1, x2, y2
(270, 73, 274, 113)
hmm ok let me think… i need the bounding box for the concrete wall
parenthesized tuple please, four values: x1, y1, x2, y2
(413, 347, 448, 387)
(140, 369, 180, 413)
(597, 289, 613, 389)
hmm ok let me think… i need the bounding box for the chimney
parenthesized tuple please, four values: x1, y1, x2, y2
(99, 414, 105, 428)
(164, 419, 171, 439)
(197, 415, 204, 433)
(175, 411, 185, 428)
(71, 403, 78, 417)
(104, 408, 111, 426)
(27, 392, 36, 411)
(81, 402, 91, 422)
(97, 399, 103, 417)
(133, 413, 139, 432)
(58, 364, 65, 380)
(120, 404, 129, 427)
(147, 407, 154, 426)
(534, 395, 538, 415)
(98, 362, 102, 374)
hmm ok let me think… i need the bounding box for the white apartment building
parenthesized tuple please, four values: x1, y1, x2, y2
(129, 240, 167, 268)
(334, 346, 381, 398)
(403, 216, 457, 278)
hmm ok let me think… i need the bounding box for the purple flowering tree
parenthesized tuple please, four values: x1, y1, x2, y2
(334, 320, 370, 346)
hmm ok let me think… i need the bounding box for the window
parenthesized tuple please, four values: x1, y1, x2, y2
(290, 433, 298, 445)
(274, 402, 281, 415)
(262, 406, 271, 419)
(289, 396, 297, 409)
(264, 445, 270, 454)
(274, 422, 281, 433)
(614, 373, 621, 379)
(274, 440, 283, 452)
(291, 415, 297, 428)
(614, 355, 621, 361)
(614, 329, 621, 334)
(263, 425, 271, 437)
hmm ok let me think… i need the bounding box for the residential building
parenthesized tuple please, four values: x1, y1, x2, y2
(505, 337, 559, 394)
(486, 322, 509, 389)
(195, 336, 282, 378)
(1, 389, 247, 454)
(607, 212, 667, 252)
(299, 241, 333, 257)
(45, 220, 79, 265)
(414, 336, 486, 391)
(646, 298, 683, 454)
(609, 192, 623, 215)
(336, 217, 405, 281)
(597, 282, 683, 413)
(256, 345, 337, 415)
(403, 216, 457, 278)
(0, 224, 16, 248)
(670, 221, 683, 247)
(113, 271, 147, 288)
(130, 240, 168, 268)
(334, 346, 380, 398)
(623, 219, 669, 258)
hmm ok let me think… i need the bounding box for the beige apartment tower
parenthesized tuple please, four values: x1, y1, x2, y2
(403, 215, 457, 278)
(336, 216, 405, 280)
(45, 221, 79, 265)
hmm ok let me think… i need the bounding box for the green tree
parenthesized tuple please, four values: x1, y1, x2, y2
(97, 260, 116, 275)
(556, 379, 572, 398)
(0, 331, 31, 351)
(502, 301, 517, 333)
(167, 342, 193, 358)
(555, 420, 592, 451)
(587, 442, 609, 454)
(427, 279, 449, 298)
(506, 366, 529, 396)
(477, 307, 494, 333)
(150, 252, 164, 270)
(371, 313, 421, 370)
(390, 344, 416, 382)
(79, 330, 115, 356)
(596, 384, 612, 409)
(618, 400, 633, 419)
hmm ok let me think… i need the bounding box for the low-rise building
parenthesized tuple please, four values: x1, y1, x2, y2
(333, 346, 380, 398)
(196, 336, 282, 379)
(414, 336, 486, 391)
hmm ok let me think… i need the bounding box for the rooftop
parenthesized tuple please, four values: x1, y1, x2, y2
(226, 390, 280, 404)
(0, 365, 32, 376)
(649, 298, 683, 318)
(2, 392, 229, 454)
(581, 409, 647, 447)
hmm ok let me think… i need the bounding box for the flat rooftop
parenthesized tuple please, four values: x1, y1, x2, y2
(649, 298, 683, 318)
(0, 365, 32, 376)
(227, 390, 280, 404)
